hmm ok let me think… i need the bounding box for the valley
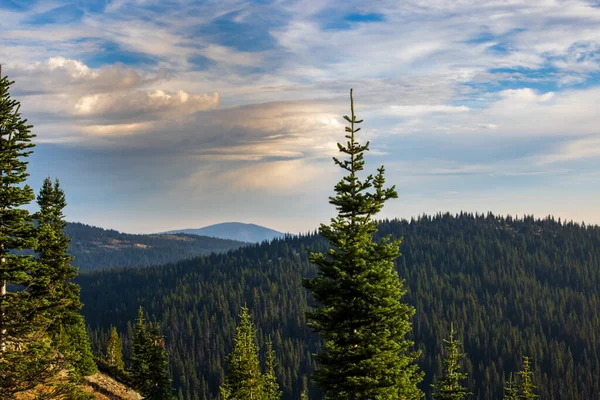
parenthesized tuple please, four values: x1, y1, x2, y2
(77, 213, 600, 400)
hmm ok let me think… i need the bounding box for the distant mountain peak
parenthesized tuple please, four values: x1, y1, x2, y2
(164, 222, 287, 243)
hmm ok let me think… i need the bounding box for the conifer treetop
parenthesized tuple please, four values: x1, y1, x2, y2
(517, 356, 538, 400)
(432, 323, 470, 400)
(220, 306, 265, 400)
(504, 373, 518, 400)
(329, 88, 398, 230)
(304, 89, 423, 400)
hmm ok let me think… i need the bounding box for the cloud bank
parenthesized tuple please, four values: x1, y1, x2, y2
(2, 0, 600, 232)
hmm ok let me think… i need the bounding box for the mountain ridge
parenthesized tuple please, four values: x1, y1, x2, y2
(65, 222, 246, 271)
(163, 221, 288, 243)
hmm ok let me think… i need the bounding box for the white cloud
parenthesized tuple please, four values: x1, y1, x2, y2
(202, 44, 263, 66)
(384, 104, 470, 117)
(536, 136, 600, 165)
(81, 122, 154, 136)
(14, 57, 159, 94)
(5, 0, 600, 229)
(73, 89, 220, 120)
(218, 159, 336, 193)
(370, 86, 600, 139)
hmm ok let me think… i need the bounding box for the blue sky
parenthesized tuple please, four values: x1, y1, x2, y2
(2, 0, 600, 233)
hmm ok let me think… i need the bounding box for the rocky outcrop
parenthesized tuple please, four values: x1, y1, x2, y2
(83, 372, 142, 400)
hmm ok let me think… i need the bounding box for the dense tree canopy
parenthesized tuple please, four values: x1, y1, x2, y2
(78, 213, 600, 400)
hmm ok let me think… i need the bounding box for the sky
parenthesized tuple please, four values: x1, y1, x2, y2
(2, 0, 600, 234)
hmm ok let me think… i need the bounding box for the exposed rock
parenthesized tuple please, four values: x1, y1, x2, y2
(83, 372, 142, 400)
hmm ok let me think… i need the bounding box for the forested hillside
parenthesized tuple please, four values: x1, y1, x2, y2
(78, 213, 600, 400)
(65, 222, 246, 271)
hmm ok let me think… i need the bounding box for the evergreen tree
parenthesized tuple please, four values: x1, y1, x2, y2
(61, 314, 96, 377)
(432, 324, 470, 400)
(33, 177, 96, 379)
(300, 377, 309, 400)
(220, 385, 232, 400)
(220, 306, 265, 400)
(303, 89, 423, 399)
(144, 322, 174, 400)
(131, 307, 173, 399)
(517, 357, 538, 400)
(263, 337, 281, 400)
(33, 178, 80, 327)
(504, 374, 518, 400)
(0, 65, 58, 397)
(106, 326, 125, 371)
(131, 307, 151, 391)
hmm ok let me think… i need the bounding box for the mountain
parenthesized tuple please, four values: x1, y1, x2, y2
(65, 222, 246, 271)
(78, 213, 600, 400)
(163, 222, 287, 243)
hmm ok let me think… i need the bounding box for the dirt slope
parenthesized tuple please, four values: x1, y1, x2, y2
(83, 372, 142, 400)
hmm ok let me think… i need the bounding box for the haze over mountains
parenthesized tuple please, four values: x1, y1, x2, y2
(163, 222, 288, 243)
(65, 222, 246, 271)
(63, 221, 288, 271)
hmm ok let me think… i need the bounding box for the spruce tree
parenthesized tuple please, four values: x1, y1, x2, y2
(300, 377, 309, 400)
(517, 357, 538, 400)
(33, 178, 79, 323)
(131, 307, 173, 399)
(263, 337, 281, 400)
(131, 307, 151, 391)
(504, 373, 518, 400)
(220, 306, 265, 400)
(0, 65, 58, 397)
(60, 314, 96, 377)
(106, 326, 125, 371)
(303, 89, 423, 399)
(144, 322, 174, 400)
(33, 177, 96, 378)
(432, 324, 470, 400)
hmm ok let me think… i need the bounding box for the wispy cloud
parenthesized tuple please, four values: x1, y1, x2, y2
(3, 0, 600, 231)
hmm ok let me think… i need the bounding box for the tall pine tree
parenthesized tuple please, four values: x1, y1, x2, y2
(33, 177, 96, 378)
(144, 322, 174, 400)
(0, 65, 57, 397)
(106, 326, 125, 371)
(303, 89, 423, 399)
(131, 307, 151, 391)
(130, 307, 173, 399)
(220, 306, 265, 400)
(263, 337, 282, 400)
(516, 357, 538, 400)
(432, 324, 470, 400)
(503, 373, 518, 400)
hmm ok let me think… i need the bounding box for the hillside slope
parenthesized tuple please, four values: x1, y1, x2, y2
(164, 222, 286, 243)
(83, 373, 142, 400)
(66, 222, 246, 271)
(78, 213, 600, 400)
